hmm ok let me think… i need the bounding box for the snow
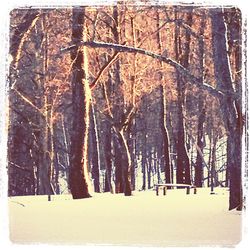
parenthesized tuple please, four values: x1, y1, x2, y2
(8, 188, 242, 247)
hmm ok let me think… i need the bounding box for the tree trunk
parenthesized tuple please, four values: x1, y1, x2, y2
(156, 11, 172, 185)
(114, 140, 124, 193)
(141, 134, 147, 190)
(61, 114, 70, 186)
(37, 102, 54, 195)
(210, 135, 218, 194)
(103, 120, 113, 193)
(174, 9, 192, 185)
(37, 15, 54, 196)
(211, 8, 242, 210)
(141, 96, 147, 190)
(89, 103, 100, 193)
(194, 13, 206, 188)
(128, 120, 136, 190)
(194, 98, 206, 187)
(114, 128, 132, 196)
(159, 85, 172, 184)
(111, 6, 132, 196)
(69, 7, 91, 199)
(225, 139, 230, 187)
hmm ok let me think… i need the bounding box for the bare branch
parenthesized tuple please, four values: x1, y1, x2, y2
(8, 161, 32, 172)
(12, 88, 43, 115)
(10, 11, 41, 69)
(60, 40, 239, 100)
(89, 50, 120, 89)
(122, 105, 137, 131)
(166, 18, 202, 39)
(185, 129, 209, 170)
(101, 83, 113, 119)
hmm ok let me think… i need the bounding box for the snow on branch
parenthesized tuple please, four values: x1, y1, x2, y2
(60, 40, 238, 100)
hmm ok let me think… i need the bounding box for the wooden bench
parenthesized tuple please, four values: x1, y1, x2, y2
(155, 183, 197, 195)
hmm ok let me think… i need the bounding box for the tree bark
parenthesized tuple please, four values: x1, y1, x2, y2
(159, 85, 172, 184)
(111, 6, 132, 196)
(114, 141, 124, 193)
(195, 98, 206, 187)
(37, 15, 55, 196)
(194, 13, 206, 187)
(37, 96, 54, 195)
(114, 128, 132, 196)
(210, 135, 218, 194)
(141, 96, 147, 190)
(156, 11, 172, 185)
(211, 8, 242, 210)
(89, 103, 100, 193)
(103, 120, 113, 193)
(69, 7, 91, 199)
(174, 9, 192, 185)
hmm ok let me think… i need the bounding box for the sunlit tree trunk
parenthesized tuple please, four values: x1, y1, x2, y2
(69, 7, 91, 199)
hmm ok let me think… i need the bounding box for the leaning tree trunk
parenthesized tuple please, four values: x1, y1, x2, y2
(211, 8, 242, 210)
(69, 7, 91, 199)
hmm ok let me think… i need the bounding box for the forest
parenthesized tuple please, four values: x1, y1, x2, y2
(7, 3, 244, 213)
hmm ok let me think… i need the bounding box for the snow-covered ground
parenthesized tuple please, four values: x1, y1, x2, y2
(8, 188, 242, 247)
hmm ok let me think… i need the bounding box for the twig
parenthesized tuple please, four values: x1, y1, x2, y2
(10, 200, 25, 207)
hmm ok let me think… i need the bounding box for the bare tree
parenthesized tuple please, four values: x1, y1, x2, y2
(69, 7, 91, 199)
(211, 8, 242, 210)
